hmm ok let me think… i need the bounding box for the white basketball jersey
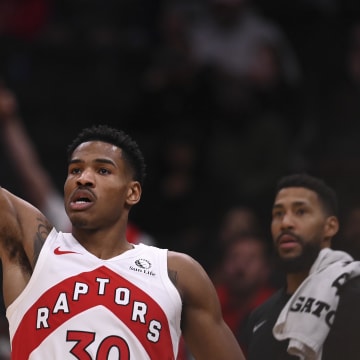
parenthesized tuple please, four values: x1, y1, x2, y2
(7, 228, 182, 359)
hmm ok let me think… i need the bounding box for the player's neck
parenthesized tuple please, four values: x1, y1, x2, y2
(286, 270, 309, 294)
(72, 226, 131, 259)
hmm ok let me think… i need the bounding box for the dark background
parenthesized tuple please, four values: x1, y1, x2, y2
(2, 0, 360, 272)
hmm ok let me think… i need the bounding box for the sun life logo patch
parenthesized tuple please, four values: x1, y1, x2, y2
(135, 259, 152, 270)
(130, 258, 155, 276)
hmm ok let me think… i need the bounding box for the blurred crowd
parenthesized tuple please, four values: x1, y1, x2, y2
(2, 0, 360, 358)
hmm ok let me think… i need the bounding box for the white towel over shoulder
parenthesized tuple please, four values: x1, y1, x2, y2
(273, 248, 360, 360)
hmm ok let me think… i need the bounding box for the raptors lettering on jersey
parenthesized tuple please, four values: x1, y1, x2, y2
(11, 266, 175, 359)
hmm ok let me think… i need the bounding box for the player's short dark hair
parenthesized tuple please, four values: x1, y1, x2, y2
(67, 125, 146, 186)
(275, 173, 338, 216)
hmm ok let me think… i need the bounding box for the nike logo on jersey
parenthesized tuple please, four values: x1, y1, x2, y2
(54, 246, 79, 255)
(253, 320, 267, 333)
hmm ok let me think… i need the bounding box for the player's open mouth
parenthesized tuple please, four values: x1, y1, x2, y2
(69, 189, 96, 210)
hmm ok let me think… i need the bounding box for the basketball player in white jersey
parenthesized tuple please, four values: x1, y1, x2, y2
(0, 124, 245, 359)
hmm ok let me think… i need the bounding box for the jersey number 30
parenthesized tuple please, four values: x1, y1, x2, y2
(67, 330, 130, 359)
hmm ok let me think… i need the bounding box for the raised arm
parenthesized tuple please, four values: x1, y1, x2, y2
(0, 85, 53, 207)
(168, 251, 245, 360)
(0, 187, 52, 307)
(0, 83, 71, 231)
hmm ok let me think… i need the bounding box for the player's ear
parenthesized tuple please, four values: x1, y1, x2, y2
(126, 181, 141, 206)
(324, 216, 339, 240)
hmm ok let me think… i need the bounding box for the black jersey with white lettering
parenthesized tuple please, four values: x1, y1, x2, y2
(245, 278, 360, 360)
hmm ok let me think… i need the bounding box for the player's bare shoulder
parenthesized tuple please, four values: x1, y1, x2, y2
(0, 187, 52, 269)
(167, 251, 212, 300)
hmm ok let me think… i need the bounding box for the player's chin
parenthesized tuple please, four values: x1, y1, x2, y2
(68, 215, 93, 229)
(277, 244, 302, 259)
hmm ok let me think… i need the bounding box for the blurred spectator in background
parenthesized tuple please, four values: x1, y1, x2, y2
(140, 3, 215, 137)
(181, 0, 304, 209)
(215, 233, 276, 355)
(209, 204, 265, 283)
(217, 205, 263, 246)
(187, 0, 301, 123)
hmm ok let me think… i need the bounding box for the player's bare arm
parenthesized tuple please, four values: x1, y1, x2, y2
(0, 187, 52, 307)
(167, 251, 245, 360)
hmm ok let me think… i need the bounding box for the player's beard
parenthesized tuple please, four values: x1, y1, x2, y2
(273, 235, 322, 274)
